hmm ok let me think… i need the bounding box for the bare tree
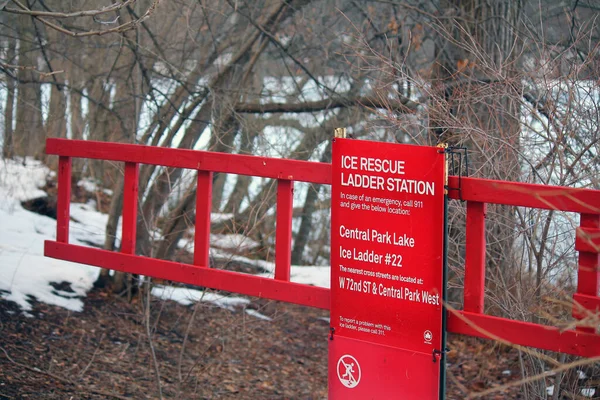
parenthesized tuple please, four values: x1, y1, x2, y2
(2, 0, 600, 396)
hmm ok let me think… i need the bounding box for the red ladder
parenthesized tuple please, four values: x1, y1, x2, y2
(45, 138, 600, 357)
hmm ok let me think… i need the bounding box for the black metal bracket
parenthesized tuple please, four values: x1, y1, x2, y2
(444, 146, 469, 201)
(329, 327, 335, 341)
(432, 347, 450, 363)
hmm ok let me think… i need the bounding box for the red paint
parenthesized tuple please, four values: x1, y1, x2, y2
(464, 201, 486, 313)
(121, 162, 139, 255)
(447, 311, 600, 357)
(56, 156, 72, 243)
(44, 137, 600, 382)
(194, 171, 212, 266)
(448, 176, 600, 213)
(574, 214, 600, 332)
(46, 138, 330, 185)
(275, 180, 293, 281)
(329, 336, 440, 399)
(575, 226, 600, 253)
(330, 138, 445, 398)
(45, 241, 330, 309)
(573, 293, 600, 321)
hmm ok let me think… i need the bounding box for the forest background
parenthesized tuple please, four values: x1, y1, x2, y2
(1, 0, 600, 398)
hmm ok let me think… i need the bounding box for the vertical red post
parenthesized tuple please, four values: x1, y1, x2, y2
(464, 201, 487, 313)
(121, 162, 139, 254)
(56, 156, 72, 243)
(275, 179, 293, 281)
(575, 213, 600, 333)
(194, 170, 213, 267)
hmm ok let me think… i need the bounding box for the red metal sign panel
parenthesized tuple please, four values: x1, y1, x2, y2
(329, 138, 445, 399)
(329, 337, 441, 399)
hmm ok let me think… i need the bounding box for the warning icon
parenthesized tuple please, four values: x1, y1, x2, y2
(337, 354, 361, 389)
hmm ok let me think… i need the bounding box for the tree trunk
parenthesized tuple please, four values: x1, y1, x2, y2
(68, 67, 85, 142)
(291, 141, 332, 264)
(291, 184, 320, 265)
(154, 179, 197, 261)
(86, 78, 112, 180)
(211, 116, 241, 211)
(14, 15, 45, 158)
(434, 0, 522, 301)
(135, 98, 214, 257)
(94, 176, 125, 289)
(3, 36, 16, 159)
(47, 85, 67, 139)
(222, 130, 258, 213)
(134, 0, 291, 257)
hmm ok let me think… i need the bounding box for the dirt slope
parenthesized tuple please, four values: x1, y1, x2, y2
(0, 289, 522, 399)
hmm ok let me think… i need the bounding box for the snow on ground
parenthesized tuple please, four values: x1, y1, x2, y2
(0, 158, 99, 313)
(178, 232, 261, 252)
(77, 178, 113, 196)
(151, 285, 250, 310)
(151, 285, 274, 320)
(209, 248, 330, 288)
(0, 157, 330, 319)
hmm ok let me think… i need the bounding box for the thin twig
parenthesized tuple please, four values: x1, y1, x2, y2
(7, 0, 161, 38)
(78, 333, 105, 377)
(7, 0, 137, 18)
(176, 292, 204, 398)
(0, 62, 64, 79)
(145, 277, 164, 399)
(0, 346, 129, 400)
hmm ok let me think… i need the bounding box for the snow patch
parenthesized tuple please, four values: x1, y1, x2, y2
(211, 213, 234, 223)
(0, 158, 330, 317)
(0, 157, 49, 211)
(210, 249, 330, 288)
(0, 158, 100, 312)
(581, 388, 596, 397)
(178, 233, 260, 252)
(77, 179, 98, 193)
(151, 285, 250, 311)
(211, 234, 260, 251)
(245, 309, 272, 321)
(77, 178, 113, 195)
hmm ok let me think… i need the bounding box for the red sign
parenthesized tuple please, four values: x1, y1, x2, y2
(329, 138, 445, 399)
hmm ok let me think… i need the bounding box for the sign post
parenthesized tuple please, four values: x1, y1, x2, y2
(329, 136, 446, 399)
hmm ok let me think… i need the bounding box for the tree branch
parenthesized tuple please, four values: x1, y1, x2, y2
(6, 0, 136, 18)
(7, 0, 161, 38)
(234, 95, 418, 114)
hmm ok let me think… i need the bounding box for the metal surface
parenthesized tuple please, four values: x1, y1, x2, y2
(44, 138, 600, 370)
(329, 138, 445, 398)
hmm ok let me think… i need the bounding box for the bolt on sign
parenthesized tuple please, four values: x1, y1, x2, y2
(329, 137, 446, 399)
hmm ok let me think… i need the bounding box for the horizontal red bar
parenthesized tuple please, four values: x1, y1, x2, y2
(46, 138, 331, 185)
(44, 242, 600, 356)
(447, 310, 600, 357)
(573, 293, 600, 319)
(576, 227, 600, 253)
(448, 176, 600, 214)
(47, 140, 600, 213)
(44, 241, 330, 309)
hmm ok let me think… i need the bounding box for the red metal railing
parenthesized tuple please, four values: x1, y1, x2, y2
(44, 138, 600, 358)
(446, 176, 600, 356)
